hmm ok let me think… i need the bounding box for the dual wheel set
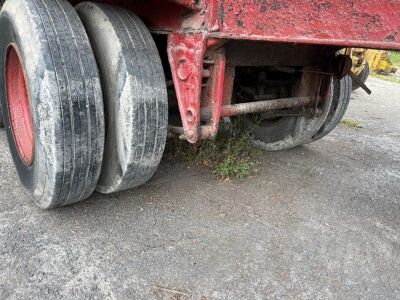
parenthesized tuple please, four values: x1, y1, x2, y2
(0, 0, 353, 209)
(0, 0, 168, 208)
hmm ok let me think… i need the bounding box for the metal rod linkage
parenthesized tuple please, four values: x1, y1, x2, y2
(201, 96, 314, 120)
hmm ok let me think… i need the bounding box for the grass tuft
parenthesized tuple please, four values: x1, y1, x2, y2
(373, 73, 400, 84)
(165, 119, 260, 180)
(340, 118, 363, 129)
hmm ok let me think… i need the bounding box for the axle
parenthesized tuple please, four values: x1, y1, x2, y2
(200, 97, 314, 120)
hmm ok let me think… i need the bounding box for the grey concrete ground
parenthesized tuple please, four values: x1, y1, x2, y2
(0, 77, 400, 299)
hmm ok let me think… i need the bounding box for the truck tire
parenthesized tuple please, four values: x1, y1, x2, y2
(352, 63, 369, 91)
(76, 3, 168, 194)
(250, 78, 333, 151)
(311, 76, 352, 141)
(0, 1, 3, 128)
(0, 105, 3, 128)
(0, 0, 105, 209)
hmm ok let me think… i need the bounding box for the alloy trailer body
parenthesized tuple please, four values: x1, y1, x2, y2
(0, 0, 399, 208)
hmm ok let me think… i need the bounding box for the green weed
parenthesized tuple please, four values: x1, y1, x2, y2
(165, 119, 260, 179)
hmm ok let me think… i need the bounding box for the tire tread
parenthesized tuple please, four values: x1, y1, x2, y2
(76, 2, 167, 193)
(1, 0, 104, 208)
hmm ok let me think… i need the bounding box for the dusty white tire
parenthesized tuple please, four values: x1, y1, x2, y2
(0, 0, 105, 208)
(76, 2, 168, 194)
(0, 0, 3, 128)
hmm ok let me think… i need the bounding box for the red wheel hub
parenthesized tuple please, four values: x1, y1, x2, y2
(5, 45, 34, 166)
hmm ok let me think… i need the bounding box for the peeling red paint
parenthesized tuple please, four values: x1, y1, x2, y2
(218, 0, 400, 49)
(70, 0, 400, 49)
(167, 32, 207, 143)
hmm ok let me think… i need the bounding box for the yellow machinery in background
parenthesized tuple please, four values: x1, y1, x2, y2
(350, 48, 397, 90)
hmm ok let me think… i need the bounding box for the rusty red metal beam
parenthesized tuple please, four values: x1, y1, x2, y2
(167, 32, 207, 143)
(70, 0, 400, 50)
(214, 0, 400, 50)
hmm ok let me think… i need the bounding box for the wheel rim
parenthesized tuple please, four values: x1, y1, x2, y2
(5, 45, 34, 166)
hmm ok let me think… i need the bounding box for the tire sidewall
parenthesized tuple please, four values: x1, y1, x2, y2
(312, 75, 352, 141)
(247, 75, 333, 150)
(246, 116, 297, 144)
(0, 1, 63, 206)
(77, 2, 168, 193)
(0, 11, 36, 192)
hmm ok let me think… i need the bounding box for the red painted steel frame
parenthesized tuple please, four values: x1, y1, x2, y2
(70, 0, 400, 142)
(217, 0, 400, 50)
(167, 32, 207, 143)
(84, 0, 400, 50)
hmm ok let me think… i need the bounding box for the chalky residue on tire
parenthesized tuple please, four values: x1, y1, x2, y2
(76, 2, 168, 194)
(0, 0, 105, 208)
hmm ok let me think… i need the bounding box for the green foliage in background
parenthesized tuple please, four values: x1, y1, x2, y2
(389, 51, 400, 66)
